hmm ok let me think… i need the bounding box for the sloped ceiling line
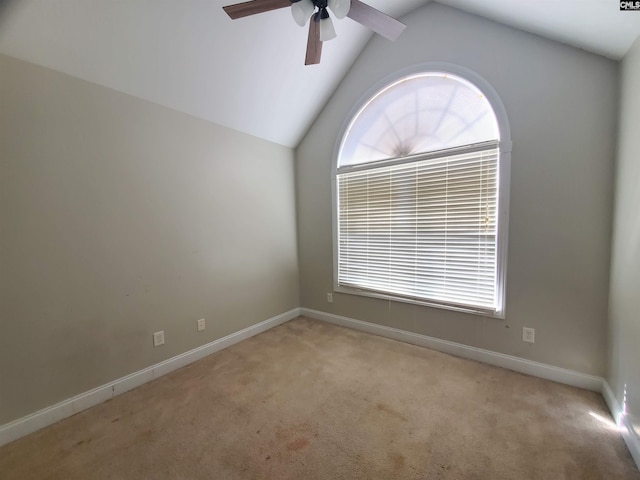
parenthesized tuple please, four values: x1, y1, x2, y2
(0, 0, 638, 147)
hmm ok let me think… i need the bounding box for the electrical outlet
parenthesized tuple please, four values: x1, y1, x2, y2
(153, 330, 165, 347)
(327, 292, 333, 303)
(197, 318, 206, 332)
(522, 327, 535, 344)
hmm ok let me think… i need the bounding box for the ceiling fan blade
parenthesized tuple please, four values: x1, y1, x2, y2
(347, 0, 406, 41)
(305, 17, 322, 65)
(223, 0, 291, 19)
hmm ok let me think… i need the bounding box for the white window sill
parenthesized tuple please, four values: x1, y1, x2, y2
(333, 284, 505, 319)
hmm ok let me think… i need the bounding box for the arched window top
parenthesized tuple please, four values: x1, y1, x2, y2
(338, 72, 500, 168)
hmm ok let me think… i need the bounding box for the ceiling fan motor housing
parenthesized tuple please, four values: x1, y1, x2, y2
(223, 0, 405, 65)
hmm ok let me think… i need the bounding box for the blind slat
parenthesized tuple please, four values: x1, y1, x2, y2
(337, 146, 499, 310)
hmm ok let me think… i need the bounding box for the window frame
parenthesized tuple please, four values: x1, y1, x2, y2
(331, 63, 512, 318)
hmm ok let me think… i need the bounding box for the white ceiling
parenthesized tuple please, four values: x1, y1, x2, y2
(1, 0, 639, 147)
(441, 0, 640, 60)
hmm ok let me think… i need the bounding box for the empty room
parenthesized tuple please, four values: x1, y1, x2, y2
(1, 0, 639, 478)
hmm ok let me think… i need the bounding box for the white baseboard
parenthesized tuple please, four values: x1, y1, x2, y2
(4, 306, 638, 472)
(0, 308, 301, 448)
(602, 380, 624, 425)
(302, 308, 640, 470)
(301, 308, 603, 391)
(602, 380, 640, 469)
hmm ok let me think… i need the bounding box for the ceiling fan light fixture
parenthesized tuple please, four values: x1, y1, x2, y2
(291, 0, 315, 27)
(317, 8, 337, 42)
(327, 0, 350, 19)
(222, 0, 406, 65)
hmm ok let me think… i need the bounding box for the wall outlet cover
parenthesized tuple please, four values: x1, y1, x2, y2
(522, 327, 535, 344)
(197, 318, 206, 332)
(153, 331, 165, 347)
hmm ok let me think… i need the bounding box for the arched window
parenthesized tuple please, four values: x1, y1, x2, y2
(333, 67, 511, 316)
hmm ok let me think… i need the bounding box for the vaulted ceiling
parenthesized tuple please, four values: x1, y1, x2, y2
(1, 0, 639, 147)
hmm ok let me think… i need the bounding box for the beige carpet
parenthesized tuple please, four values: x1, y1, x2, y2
(1, 317, 638, 479)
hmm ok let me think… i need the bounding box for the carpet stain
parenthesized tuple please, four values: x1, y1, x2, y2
(486, 414, 498, 430)
(275, 422, 311, 442)
(390, 452, 405, 471)
(287, 438, 310, 451)
(376, 402, 408, 422)
(57, 448, 71, 459)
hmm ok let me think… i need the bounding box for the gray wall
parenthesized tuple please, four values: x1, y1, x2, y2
(296, 3, 617, 376)
(0, 54, 299, 425)
(608, 36, 640, 448)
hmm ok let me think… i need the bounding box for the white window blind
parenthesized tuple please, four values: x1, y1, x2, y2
(337, 142, 499, 312)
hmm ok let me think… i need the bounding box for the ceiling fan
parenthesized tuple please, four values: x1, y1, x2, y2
(222, 0, 406, 65)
